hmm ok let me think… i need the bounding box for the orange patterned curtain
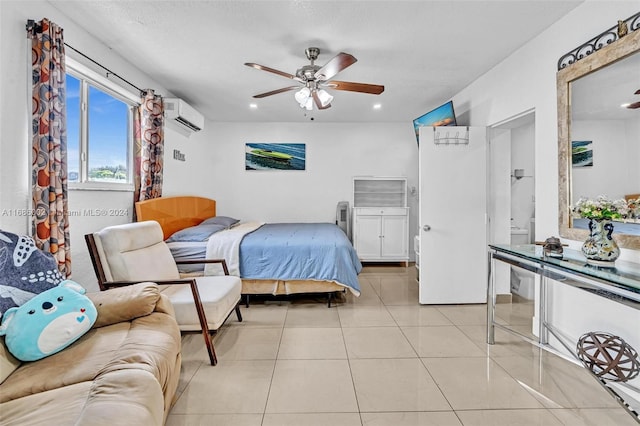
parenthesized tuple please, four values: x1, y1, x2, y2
(133, 90, 164, 214)
(28, 18, 71, 277)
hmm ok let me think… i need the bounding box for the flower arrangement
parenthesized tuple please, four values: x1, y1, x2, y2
(572, 195, 638, 220)
(629, 197, 640, 217)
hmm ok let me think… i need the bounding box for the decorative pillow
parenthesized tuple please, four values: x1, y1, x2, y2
(0, 281, 97, 361)
(0, 230, 63, 316)
(201, 216, 240, 228)
(165, 223, 226, 242)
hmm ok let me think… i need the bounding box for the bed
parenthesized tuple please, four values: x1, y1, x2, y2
(135, 196, 361, 306)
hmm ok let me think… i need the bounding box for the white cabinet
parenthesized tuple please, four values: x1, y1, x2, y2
(353, 207, 409, 262)
(352, 177, 409, 263)
(353, 213, 381, 259)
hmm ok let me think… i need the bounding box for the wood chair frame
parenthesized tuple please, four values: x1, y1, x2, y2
(85, 233, 242, 366)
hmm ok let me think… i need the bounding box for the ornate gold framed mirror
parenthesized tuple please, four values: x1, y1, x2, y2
(557, 20, 640, 250)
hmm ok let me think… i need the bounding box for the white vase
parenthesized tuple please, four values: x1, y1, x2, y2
(581, 219, 620, 267)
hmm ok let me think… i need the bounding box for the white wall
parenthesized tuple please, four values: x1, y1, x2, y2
(163, 121, 420, 245)
(625, 118, 640, 191)
(0, 2, 32, 234)
(0, 1, 186, 291)
(451, 0, 640, 264)
(572, 118, 639, 200)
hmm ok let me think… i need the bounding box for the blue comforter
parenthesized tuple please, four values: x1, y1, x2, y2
(239, 223, 362, 294)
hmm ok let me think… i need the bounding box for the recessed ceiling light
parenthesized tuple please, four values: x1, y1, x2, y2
(249, 103, 258, 109)
(373, 103, 382, 110)
(620, 103, 631, 108)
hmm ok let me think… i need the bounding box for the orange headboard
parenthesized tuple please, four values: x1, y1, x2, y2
(135, 196, 217, 240)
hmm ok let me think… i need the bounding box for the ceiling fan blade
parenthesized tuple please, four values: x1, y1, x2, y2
(325, 80, 385, 95)
(244, 63, 302, 81)
(627, 101, 640, 109)
(312, 89, 331, 110)
(252, 86, 300, 98)
(314, 52, 357, 81)
(635, 89, 640, 95)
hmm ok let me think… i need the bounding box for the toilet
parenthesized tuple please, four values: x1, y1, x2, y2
(510, 226, 535, 299)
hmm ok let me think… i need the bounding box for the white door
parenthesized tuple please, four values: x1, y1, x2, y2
(419, 126, 487, 304)
(381, 215, 407, 258)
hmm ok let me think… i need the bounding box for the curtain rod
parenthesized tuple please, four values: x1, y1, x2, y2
(26, 19, 149, 97)
(64, 44, 146, 95)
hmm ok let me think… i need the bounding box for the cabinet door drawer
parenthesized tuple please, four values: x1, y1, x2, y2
(355, 207, 407, 216)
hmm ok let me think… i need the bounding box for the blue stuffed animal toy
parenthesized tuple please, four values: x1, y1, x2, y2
(0, 280, 97, 361)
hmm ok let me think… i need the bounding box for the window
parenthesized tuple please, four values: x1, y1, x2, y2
(66, 64, 136, 189)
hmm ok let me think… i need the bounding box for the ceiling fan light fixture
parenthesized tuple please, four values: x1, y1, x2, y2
(317, 89, 333, 107)
(248, 47, 384, 112)
(294, 87, 311, 104)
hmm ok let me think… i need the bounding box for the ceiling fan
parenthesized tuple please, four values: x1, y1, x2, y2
(625, 89, 640, 109)
(244, 47, 384, 110)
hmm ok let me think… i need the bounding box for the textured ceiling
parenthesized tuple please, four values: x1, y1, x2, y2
(49, 0, 583, 123)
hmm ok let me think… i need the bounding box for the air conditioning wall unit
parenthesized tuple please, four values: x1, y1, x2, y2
(164, 98, 204, 132)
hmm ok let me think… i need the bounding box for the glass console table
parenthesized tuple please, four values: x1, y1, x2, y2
(487, 244, 640, 422)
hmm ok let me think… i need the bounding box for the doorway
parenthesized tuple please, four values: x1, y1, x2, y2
(488, 110, 536, 336)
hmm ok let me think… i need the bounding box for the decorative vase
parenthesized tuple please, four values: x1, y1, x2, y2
(581, 219, 620, 267)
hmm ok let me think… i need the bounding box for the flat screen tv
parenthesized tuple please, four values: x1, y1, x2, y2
(413, 101, 457, 145)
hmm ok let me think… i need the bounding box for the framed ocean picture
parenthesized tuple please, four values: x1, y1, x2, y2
(572, 140, 593, 167)
(245, 143, 306, 171)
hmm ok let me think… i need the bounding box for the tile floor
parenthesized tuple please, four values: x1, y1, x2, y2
(166, 266, 637, 426)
